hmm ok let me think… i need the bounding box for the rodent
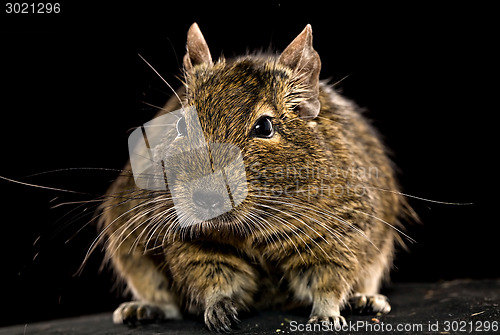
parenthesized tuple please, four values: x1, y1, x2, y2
(99, 23, 410, 331)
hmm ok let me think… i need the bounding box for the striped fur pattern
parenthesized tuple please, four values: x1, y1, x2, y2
(100, 23, 407, 331)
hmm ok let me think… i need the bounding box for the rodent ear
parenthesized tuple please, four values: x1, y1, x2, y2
(279, 24, 322, 119)
(183, 23, 213, 72)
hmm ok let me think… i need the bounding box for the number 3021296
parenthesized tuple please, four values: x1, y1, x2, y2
(5, 3, 60, 14)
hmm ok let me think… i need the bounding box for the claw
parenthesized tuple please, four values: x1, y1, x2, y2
(204, 297, 239, 332)
(308, 314, 346, 331)
(113, 301, 181, 325)
(349, 293, 391, 315)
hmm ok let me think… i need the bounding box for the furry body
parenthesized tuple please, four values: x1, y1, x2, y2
(100, 24, 405, 331)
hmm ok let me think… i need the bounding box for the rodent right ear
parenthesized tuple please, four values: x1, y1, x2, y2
(183, 23, 213, 72)
(279, 24, 321, 119)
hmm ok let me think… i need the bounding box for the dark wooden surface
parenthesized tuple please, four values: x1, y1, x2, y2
(1, 279, 499, 335)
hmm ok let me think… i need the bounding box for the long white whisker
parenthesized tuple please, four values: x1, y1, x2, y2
(254, 197, 358, 258)
(351, 208, 416, 244)
(253, 203, 322, 261)
(81, 195, 160, 268)
(138, 54, 184, 109)
(252, 194, 375, 255)
(252, 207, 307, 264)
(364, 186, 473, 206)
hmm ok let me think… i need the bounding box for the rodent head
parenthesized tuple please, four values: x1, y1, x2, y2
(151, 23, 333, 238)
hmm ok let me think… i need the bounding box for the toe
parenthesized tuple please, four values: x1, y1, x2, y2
(349, 293, 391, 315)
(308, 315, 346, 330)
(112, 301, 180, 325)
(204, 297, 239, 332)
(369, 294, 391, 314)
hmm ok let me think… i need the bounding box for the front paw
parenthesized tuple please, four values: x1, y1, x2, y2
(204, 297, 240, 332)
(349, 293, 391, 314)
(113, 301, 181, 325)
(308, 315, 347, 330)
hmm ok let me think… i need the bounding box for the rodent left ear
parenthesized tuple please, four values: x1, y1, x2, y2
(183, 23, 213, 72)
(279, 24, 322, 119)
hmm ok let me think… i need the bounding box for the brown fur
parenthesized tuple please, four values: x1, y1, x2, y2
(99, 23, 408, 331)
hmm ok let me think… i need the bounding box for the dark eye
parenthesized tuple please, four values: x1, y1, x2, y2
(176, 116, 187, 137)
(251, 116, 274, 138)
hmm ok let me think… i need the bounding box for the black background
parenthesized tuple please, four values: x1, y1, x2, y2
(0, 1, 496, 327)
